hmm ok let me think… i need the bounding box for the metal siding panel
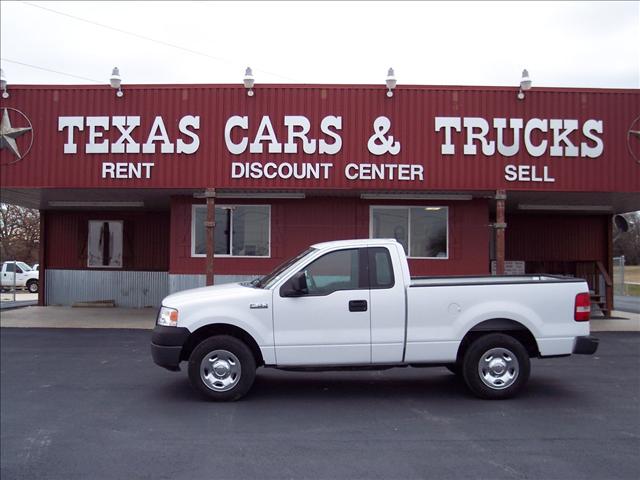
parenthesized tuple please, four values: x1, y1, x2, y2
(168, 195, 489, 276)
(45, 210, 169, 270)
(505, 214, 606, 262)
(2, 85, 638, 192)
(46, 269, 168, 308)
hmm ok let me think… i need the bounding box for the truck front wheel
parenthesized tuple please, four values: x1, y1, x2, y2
(462, 333, 530, 399)
(27, 280, 39, 294)
(188, 335, 256, 401)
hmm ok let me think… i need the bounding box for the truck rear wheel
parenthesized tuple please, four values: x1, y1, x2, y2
(188, 335, 256, 401)
(27, 280, 38, 294)
(462, 333, 530, 399)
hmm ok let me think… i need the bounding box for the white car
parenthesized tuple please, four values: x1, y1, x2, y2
(151, 239, 598, 401)
(1, 261, 40, 293)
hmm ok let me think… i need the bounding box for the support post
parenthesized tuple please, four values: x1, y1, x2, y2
(38, 210, 46, 306)
(204, 188, 216, 286)
(495, 189, 507, 275)
(605, 214, 614, 315)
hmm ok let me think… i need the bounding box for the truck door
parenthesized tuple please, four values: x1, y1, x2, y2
(368, 247, 406, 363)
(273, 248, 371, 366)
(2, 262, 26, 288)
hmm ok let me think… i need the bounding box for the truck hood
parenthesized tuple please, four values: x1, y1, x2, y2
(161, 282, 264, 310)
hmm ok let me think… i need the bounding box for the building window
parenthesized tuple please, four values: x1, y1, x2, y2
(88, 220, 123, 268)
(370, 206, 448, 259)
(192, 205, 270, 257)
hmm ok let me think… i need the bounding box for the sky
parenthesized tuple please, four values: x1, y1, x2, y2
(0, 1, 638, 89)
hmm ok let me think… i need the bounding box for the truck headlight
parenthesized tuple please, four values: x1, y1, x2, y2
(157, 306, 179, 327)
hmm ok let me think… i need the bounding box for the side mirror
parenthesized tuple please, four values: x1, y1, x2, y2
(280, 271, 308, 297)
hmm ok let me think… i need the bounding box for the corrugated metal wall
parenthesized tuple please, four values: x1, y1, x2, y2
(506, 214, 607, 261)
(170, 195, 490, 276)
(46, 271, 257, 307)
(46, 211, 169, 270)
(2, 84, 638, 192)
(46, 269, 169, 308)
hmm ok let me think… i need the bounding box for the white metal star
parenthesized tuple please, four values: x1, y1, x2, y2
(0, 108, 32, 159)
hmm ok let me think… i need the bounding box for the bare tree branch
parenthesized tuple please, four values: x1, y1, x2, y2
(0, 203, 40, 264)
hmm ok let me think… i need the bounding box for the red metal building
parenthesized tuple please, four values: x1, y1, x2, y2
(1, 83, 638, 312)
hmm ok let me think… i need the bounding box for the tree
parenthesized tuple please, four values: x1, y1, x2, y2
(0, 204, 40, 265)
(613, 211, 640, 265)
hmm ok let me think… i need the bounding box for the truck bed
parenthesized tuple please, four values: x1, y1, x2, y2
(410, 275, 583, 287)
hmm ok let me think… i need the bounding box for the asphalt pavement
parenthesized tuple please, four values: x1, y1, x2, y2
(1, 328, 639, 480)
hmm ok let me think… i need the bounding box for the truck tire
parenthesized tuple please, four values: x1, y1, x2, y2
(188, 335, 256, 401)
(462, 333, 530, 399)
(27, 280, 39, 294)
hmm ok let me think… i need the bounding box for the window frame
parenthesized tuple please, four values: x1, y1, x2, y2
(191, 204, 272, 258)
(369, 205, 449, 260)
(368, 247, 396, 289)
(87, 219, 124, 269)
(279, 247, 368, 297)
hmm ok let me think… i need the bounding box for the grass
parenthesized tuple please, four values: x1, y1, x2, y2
(623, 265, 640, 283)
(614, 265, 640, 297)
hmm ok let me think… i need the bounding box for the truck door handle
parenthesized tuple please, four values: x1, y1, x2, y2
(349, 300, 368, 312)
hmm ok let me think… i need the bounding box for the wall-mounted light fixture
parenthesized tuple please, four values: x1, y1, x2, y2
(110, 67, 123, 97)
(517, 69, 532, 100)
(1, 68, 9, 99)
(48, 201, 144, 208)
(194, 191, 305, 199)
(386, 68, 397, 98)
(517, 204, 612, 212)
(243, 67, 255, 96)
(361, 193, 472, 201)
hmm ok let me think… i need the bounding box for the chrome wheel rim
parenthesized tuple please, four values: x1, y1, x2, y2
(200, 350, 241, 392)
(478, 347, 519, 390)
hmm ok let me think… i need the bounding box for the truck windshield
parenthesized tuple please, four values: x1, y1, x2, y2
(16, 262, 32, 271)
(251, 248, 316, 289)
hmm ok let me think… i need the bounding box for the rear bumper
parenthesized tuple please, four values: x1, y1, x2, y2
(151, 326, 190, 371)
(573, 335, 599, 355)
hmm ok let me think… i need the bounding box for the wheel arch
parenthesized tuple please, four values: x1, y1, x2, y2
(181, 323, 265, 366)
(456, 318, 540, 364)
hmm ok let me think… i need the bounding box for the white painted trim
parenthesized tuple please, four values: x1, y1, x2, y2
(368, 205, 450, 259)
(191, 204, 271, 258)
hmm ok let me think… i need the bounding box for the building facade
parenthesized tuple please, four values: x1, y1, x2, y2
(1, 83, 638, 312)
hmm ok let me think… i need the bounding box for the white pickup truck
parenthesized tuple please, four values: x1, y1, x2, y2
(151, 239, 598, 401)
(1, 261, 39, 293)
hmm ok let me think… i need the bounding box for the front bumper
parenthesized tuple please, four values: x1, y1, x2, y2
(151, 325, 190, 371)
(573, 335, 599, 355)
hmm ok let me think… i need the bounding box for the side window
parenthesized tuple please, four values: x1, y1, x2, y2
(368, 247, 395, 289)
(5, 263, 17, 273)
(303, 249, 365, 295)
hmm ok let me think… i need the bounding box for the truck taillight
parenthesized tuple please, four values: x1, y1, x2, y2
(574, 292, 591, 322)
